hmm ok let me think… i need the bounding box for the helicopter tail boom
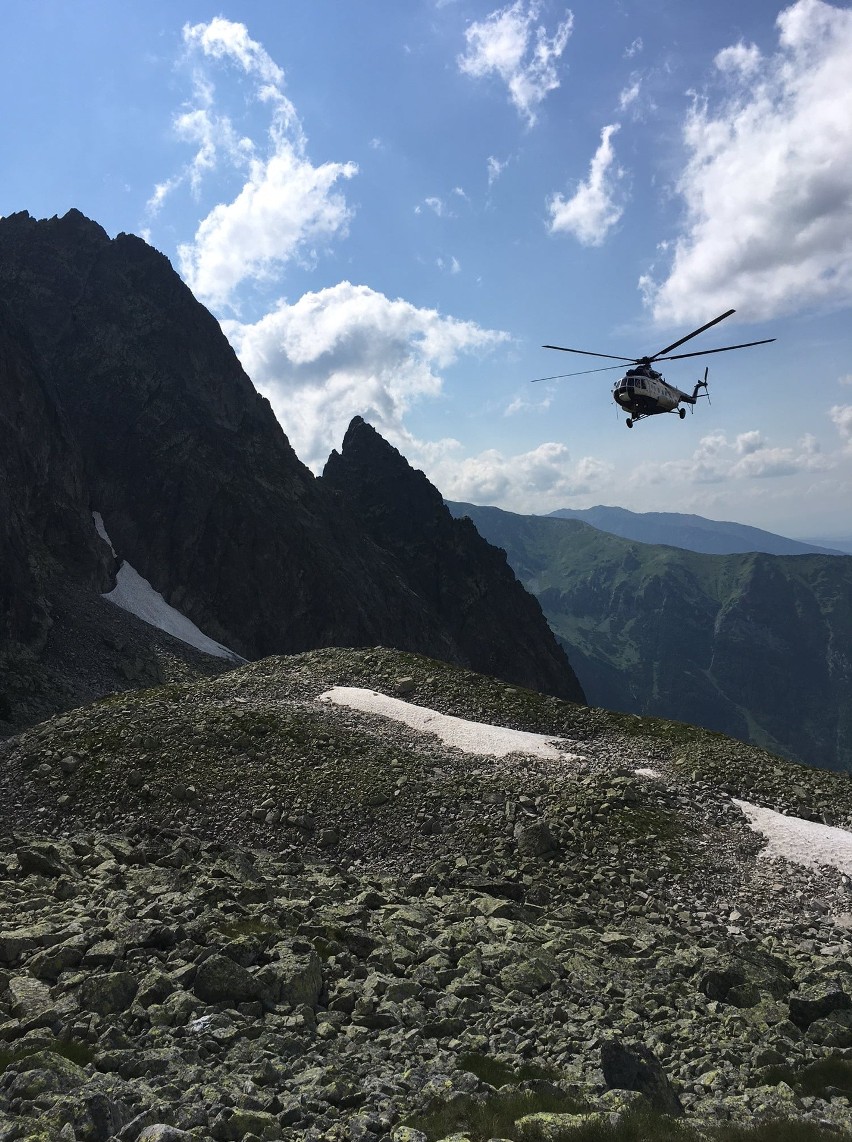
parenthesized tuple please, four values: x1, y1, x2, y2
(691, 366, 710, 403)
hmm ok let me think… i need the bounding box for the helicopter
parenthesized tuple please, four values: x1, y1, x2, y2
(532, 308, 774, 427)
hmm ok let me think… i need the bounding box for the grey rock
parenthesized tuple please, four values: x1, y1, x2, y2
(79, 971, 139, 1015)
(137, 1127, 192, 1142)
(16, 840, 70, 877)
(600, 1039, 684, 1116)
(8, 973, 52, 1019)
(193, 954, 259, 1005)
(514, 820, 557, 857)
(806, 1007, 852, 1047)
(789, 983, 851, 1028)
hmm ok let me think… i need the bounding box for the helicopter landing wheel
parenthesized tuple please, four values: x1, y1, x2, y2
(625, 418, 633, 428)
(679, 408, 686, 419)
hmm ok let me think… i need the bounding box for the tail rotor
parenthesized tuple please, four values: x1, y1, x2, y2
(692, 366, 710, 404)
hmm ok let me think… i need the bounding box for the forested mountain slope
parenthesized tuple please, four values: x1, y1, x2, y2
(449, 503, 852, 772)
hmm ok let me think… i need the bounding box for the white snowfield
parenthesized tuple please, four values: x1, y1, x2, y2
(94, 512, 240, 662)
(319, 687, 582, 761)
(734, 799, 852, 879)
(321, 688, 852, 880)
(92, 511, 116, 555)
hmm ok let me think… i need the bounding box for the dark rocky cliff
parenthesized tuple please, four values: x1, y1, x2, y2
(322, 418, 585, 702)
(0, 209, 584, 706)
(0, 302, 110, 653)
(0, 209, 429, 662)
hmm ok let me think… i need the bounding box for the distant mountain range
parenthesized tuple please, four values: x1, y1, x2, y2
(547, 505, 847, 557)
(448, 502, 852, 772)
(800, 536, 852, 556)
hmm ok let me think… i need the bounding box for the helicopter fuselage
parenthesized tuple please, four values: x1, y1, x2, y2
(536, 307, 774, 430)
(612, 365, 695, 426)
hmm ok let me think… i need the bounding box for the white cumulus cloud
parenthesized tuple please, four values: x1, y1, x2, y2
(223, 282, 509, 470)
(183, 17, 286, 90)
(548, 124, 625, 245)
(152, 18, 357, 310)
(642, 428, 831, 485)
(424, 196, 447, 216)
(178, 147, 357, 309)
(714, 41, 763, 77)
(487, 155, 510, 186)
(830, 404, 852, 448)
(504, 392, 552, 416)
(642, 0, 852, 324)
(145, 68, 255, 215)
(618, 79, 641, 111)
(458, 1, 573, 125)
(420, 439, 612, 512)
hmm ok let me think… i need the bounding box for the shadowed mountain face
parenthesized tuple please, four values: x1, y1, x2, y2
(448, 502, 852, 772)
(0, 302, 111, 653)
(0, 209, 583, 716)
(322, 419, 585, 702)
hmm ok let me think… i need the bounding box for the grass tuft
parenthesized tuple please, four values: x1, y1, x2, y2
(758, 1055, 852, 1102)
(458, 1053, 560, 1088)
(407, 1087, 587, 1141)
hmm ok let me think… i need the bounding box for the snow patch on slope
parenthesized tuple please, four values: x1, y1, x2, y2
(321, 687, 852, 891)
(320, 687, 582, 761)
(734, 799, 852, 878)
(92, 511, 116, 556)
(95, 512, 239, 662)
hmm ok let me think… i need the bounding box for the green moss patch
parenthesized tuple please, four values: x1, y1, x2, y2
(757, 1055, 852, 1102)
(214, 918, 281, 940)
(458, 1053, 560, 1088)
(707, 1120, 852, 1142)
(0, 1040, 95, 1071)
(407, 1087, 588, 1141)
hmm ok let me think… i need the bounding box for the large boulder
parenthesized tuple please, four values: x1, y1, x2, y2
(79, 971, 139, 1015)
(600, 1039, 683, 1116)
(192, 954, 259, 1005)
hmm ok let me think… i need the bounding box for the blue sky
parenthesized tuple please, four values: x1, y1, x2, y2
(3, 0, 851, 538)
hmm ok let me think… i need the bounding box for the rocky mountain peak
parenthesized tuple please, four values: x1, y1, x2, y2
(325, 415, 446, 541)
(322, 417, 585, 703)
(0, 210, 586, 723)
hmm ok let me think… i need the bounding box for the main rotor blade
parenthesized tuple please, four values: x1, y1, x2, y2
(531, 363, 625, 382)
(543, 345, 636, 362)
(655, 338, 776, 363)
(649, 309, 735, 362)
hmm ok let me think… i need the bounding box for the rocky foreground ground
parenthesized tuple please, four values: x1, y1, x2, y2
(1, 648, 852, 1141)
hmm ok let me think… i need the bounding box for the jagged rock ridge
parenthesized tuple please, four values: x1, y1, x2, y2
(0, 209, 583, 719)
(322, 418, 584, 703)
